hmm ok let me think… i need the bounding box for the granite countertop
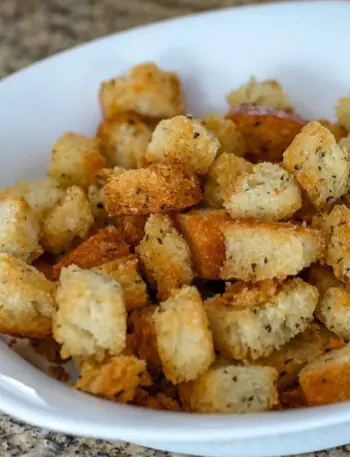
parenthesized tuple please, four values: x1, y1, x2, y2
(0, 1, 349, 456)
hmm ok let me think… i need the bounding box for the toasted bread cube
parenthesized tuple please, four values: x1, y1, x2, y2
(308, 263, 341, 296)
(202, 115, 246, 157)
(179, 363, 278, 413)
(48, 133, 106, 189)
(97, 112, 152, 169)
(220, 220, 325, 281)
(136, 214, 193, 300)
(336, 96, 350, 132)
(42, 186, 94, 255)
(53, 265, 126, 360)
(154, 286, 215, 383)
(204, 152, 253, 208)
(176, 209, 232, 279)
(0, 254, 55, 338)
(87, 184, 108, 225)
(114, 215, 147, 246)
(99, 63, 185, 120)
(76, 355, 146, 403)
(299, 343, 350, 405)
(318, 119, 347, 142)
(129, 306, 161, 366)
(224, 162, 302, 221)
(205, 278, 318, 360)
(104, 164, 201, 216)
(283, 121, 350, 208)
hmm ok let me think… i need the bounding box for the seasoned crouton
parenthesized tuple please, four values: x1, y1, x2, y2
(220, 219, 325, 281)
(136, 214, 193, 300)
(227, 104, 305, 162)
(53, 265, 126, 360)
(204, 152, 253, 208)
(176, 209, 232, 279)
(318, 119, 347, 142)
(0, 196, 42, 262)
(299, 343, 350, 405)
(129, 306, 161, 366)
(201, 115, 246, 157)
(205, 278, 318, 360)
(97, 112, 152, 168)
(104, 164, 201, 216)
(0, 253, 55, 338)
(308, 263, 341, 295)
(52, 226, 130, 280)
(76, 355, 146, 403)
(145, 115, 219, 175)
(114, 215, 147, 246)
(283, 121, 350, 208)
(154, 286, 215, 383)
(99, 63, 185, 120)
(179, 363, 278, 413)
(336, 96, 350, 132)
(223, 162, 302, 221)
(87, 184, 108, 226)
(42, 186, 94, 255)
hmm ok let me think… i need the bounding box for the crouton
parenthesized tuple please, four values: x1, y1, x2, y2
(42, 186, 94, 255)
(201, 115, 246, 157)
(280, 386, 307, 409)
(145, 115, 219, 175)
(220, 219, 325, 281)
(114, 215, 147, 246)
(154, 286, 215, 383)
(223, 162, 302, 221)
(76, 355, 146, 403)
(53, 265, 126, 360)
(52, 226, 130, 280)
(204, 152, 253, 208)
(176, 209, 232, 279)
(87, 184, 108, 225)
(205, 278, 318, 360)
(299, 343, 350, 405)
(227, 104, 305, 162)
(48, 132, 106, 189)
(336, 96, 350, 132)
(0, 196, 42, 262)
(99, 63, 185, 120)
(134, 389, 182, 411)
(104, 164, 202, 216)
(97, 112, 152, 169)
(318, 119, 347, 142)
(308, 263, 341, 296)
(179, 363, 278, 413)
(136, 214, 193, 300)
(129, 306, 161, 366)
(283, 121, 350, 208)
(0, 253, 55, 338)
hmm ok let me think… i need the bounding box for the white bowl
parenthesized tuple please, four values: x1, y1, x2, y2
(1, 2, 350, 456)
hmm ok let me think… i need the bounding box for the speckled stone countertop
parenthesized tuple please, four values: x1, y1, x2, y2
(0, 1, 350, 456)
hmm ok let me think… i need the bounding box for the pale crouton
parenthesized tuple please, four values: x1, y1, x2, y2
(114, 215, 147, 246)
(136, 214, 193, 300)
(42, 186, 94, 255)
(179, 363, 278, 413)
(283, 121, 350, 208)
(176, 209, 232, 279)
(224, 162, 302, 221)
(205, 278, 318, 360)
(104, 164, 202, 216)
(0, 253, 55, 338)
(129, 306, 161, 366)
(0, 196, 42, 262)
(336, 96, 350, 132)
(299, 343, 350, 405)
(53, 265, 126, 360)
(154, 286, 215, 383)
(97, 112, 152, 168)
(220, 219, 325, 281)
(202, 115, 246, 157)
(145, 115, 219, 175)
(76, 355, 146, 403)
(204, 152, 253, 208)
(48, 132, 106, 189)
(99, 63, 185, 120)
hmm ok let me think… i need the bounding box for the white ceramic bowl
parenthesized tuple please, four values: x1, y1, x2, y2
(1, 2, 350, 456)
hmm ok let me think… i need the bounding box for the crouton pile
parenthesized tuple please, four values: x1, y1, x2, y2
(3, 62, 350, 413)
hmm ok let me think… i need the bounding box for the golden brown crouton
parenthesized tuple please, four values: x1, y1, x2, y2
(145, 115, 219, 175)
(223, 162, 302, 221)
(283, 121, 350, 208)
(48, 132, 106, 189)
(53, 265, 126, 360)
(202, 115, 246, 157)
(336, 96, 350, 132)
(154, 286, 215, 384)
(114, 215, 147, 246)
(299, 343, 350, 405)
(179, 363, 278, 413)
(308, 263, 341, 296)
(99, 63, 185, 120)
(176, 209, 232, 279)
(318, 119, 347, 142)
(136, 214, 193, 300)
(220, 219, 325, 281)
(0, 253, 55, 338)
(103, 164, 202, 216)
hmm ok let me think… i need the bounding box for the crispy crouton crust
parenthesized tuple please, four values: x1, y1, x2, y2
(114, 215, 147, 246)
(202, 115, 246, 157)
(129, 306, 161, 366)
